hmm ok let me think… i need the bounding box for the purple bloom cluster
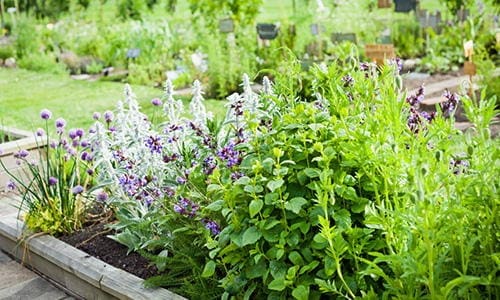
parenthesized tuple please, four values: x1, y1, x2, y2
(407, 85, 425, 107)
(389, 57, 403, 74)
(202, 156, 217, 175)
(202, 219, 221, 235)
(36, 128, 45, 137)
(440, 90, 460, 118)
(48, 177, 58, 186)
(151, 98, 162, 106)
(40, 109, 52, 120)
(13, 149, 29, 159)
(450, 159, 469, 175)
(407, 107, 436, 133)
(145, 135, 163, 154)
(173, 197, 199, 218)
(104, 111, 114, 123)
(6, 180, 16, 191)
(96, 191, 109, 201)
(217, 142, 242, 168)
(72, 185, 84, 194)
(342, 74, 354, 88)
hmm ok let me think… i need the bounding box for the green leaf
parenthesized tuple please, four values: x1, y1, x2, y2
(324, 256, 336, 276)
(207, 184, 223, 193)
(304, 168, 321, 178)
(234, 176, 251, 185)
(205, 199, 224, 211)
(285, 197, 308, 214)
(333, 209, 351, 230)
(267, 179, 284, 192)
(268, 278, 286, 291)
(201, 260, 216, 277)
(288, 251, 304, 265)
(249, 199, 263, 217)
(242, 226, 262, 246)
(292, 285, 309, 300)
(244, 184, 264, 194)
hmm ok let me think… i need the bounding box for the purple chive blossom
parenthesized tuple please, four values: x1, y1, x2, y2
(202, 219, 221, 235)
(92, 112, 101, 120)
(55, 118, 66, 128)
(96, 191, 109, 201)
(80, 140, 90, 148)
(217, 142, 241, 168)
(176, 176, 187, 184)
(151, 98, 162, 106)
(13, 149, 29, 159)
(406, 85, 425, 107)
(36, 128, 45, 137)
(48, 177, 58, 186)
(72, 185, 84, 194)
(6, 180, 16, 191)
(145, 136, 163, 154)
(49, 140, 57, 148)
(86, 169, 94, 176)
(341, 74, 354, 88)
(104, 111, 114, 123)
(440, 90, 460, 118)
(75, 128, 84, 138)
(40, 109, 52, 120)
(68, 129, 78, 140)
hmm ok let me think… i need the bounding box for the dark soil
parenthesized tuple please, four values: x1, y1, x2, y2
(59, 222, 159, 279)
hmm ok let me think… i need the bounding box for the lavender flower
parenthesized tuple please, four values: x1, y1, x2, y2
(341, 74, 354, 87)
(203, 156, 217, 175)
(151, 98, 162, 106)
(202, 219, 221, 235)
(72, 185, 84, 194)
(48, 177, 58, 186)
(176, 176, 187, 184)
(450, 159, 469, 175)
(36, 128, 45, 137)
(217, 142, 241, 168)
(390, 57, 403, 74)
(96, 191, 109, 201)
(6, 180, 16, 191)
(440, 90, 459, 118)
(145, 136, 163, 154)
(173, 197, 199, 218)
(406, 85, 425, 107)
(40, 109, 52, 120)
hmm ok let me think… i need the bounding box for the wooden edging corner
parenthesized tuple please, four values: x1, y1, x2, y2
(0, 203, 185, 300)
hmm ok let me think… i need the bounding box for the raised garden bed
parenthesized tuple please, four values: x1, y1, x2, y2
(0, 196, 185, 300)
(0, 127, 46, 191)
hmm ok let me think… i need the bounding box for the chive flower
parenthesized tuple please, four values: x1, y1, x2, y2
(72, 185, 84, 194)
(40, 109, 52, 120)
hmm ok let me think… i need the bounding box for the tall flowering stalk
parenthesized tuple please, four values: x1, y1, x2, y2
(0, 110, 92, 234)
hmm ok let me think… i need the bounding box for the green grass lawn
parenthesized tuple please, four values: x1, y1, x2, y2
(0, 68, 227, 132)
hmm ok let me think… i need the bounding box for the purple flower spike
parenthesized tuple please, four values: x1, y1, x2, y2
(202, 219, 221, 235)
(145, 136, 163, 154)
(440, 90, 460, 118)
(48, 177, 58, 186)
(341, 74, 354, 88)
(72, 185, 84, 194)
(104, 111, 114, 123)
(151, 98, 162, 106)
(40, 109, 52, 120)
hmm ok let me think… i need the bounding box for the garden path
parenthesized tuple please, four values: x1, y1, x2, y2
(0, 196, 77, 300)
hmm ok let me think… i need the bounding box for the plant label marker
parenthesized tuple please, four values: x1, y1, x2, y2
(377, 0, 391, 9)
(219, 18, 234, 33)
(365, 44, 395, 65)
(463, 40, 475, 97)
